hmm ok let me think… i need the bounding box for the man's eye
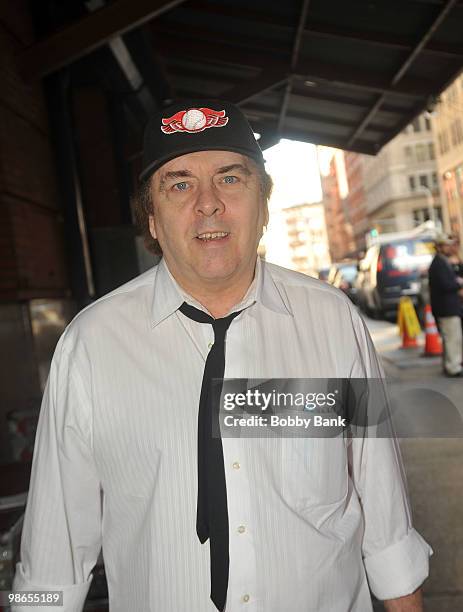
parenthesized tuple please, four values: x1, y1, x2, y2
(223, 175, 238, 184)
(173, 182, 189, 191)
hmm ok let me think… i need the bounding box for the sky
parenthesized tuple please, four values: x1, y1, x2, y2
(261, 139, 329, 267)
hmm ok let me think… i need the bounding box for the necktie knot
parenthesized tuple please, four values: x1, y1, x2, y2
(179, 302, 242, 344)
(212, 314, 237, 342)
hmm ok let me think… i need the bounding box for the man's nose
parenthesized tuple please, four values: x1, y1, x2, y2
(194, 183, 225, 216)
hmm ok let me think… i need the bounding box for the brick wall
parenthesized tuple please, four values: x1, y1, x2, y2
(73, 87, 124, 228)
(0, 0, 69, 300)
(0, 1, 70, 462)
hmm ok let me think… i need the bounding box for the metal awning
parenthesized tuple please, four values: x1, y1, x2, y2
(21, 0, 463, 154)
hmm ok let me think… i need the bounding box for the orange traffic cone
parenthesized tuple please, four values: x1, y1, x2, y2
(401, 326, 418, 348)
(423, 305, 443, 356)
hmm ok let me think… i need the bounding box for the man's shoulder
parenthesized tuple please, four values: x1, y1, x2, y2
(429, 254, 440, 272)
(430, 253, 442, 265)
(264, 261, 351, 302)
(63, 266, 158, 343)
(429, 253, 450, 272)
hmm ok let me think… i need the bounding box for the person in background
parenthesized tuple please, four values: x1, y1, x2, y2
(448, 235, 463, 341)
(448, 235, 463, 279)
(428, 235, 463, 377)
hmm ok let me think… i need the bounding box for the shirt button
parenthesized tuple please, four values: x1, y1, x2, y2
(237, 525, 246, 534)
(242, 594, 250, 603)
(207, 342, 213, 349)
(232, 461, 240, 470)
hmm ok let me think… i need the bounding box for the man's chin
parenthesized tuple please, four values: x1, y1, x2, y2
(195, 267, 237, 283)
(191, 259, 244, 284)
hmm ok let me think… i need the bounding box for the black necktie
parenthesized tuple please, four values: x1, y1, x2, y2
(179, 302, 242, 611)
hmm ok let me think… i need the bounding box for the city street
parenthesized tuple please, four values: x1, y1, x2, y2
(363, 312, 463, 611)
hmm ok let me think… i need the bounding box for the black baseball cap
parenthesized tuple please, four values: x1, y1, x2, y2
(139, 99, 264, 182)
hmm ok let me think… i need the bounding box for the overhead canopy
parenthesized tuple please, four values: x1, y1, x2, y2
(21, 0, 463, 155)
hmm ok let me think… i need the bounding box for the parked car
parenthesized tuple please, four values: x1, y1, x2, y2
(355, 238, 435, 319)
(328, 261, 359, 304)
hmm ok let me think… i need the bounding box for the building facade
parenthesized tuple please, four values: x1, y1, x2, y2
(361, 113, 442, 236)
(283, 202, 331, 276)
(321, 151, 356, 261)
(431, 72, 463, 241)
(343, 152, 368, 252)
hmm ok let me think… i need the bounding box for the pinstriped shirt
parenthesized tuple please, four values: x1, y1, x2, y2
(13, 257, 432, 611)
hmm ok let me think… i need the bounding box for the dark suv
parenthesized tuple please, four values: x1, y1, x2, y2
(355, 237, 435, 319)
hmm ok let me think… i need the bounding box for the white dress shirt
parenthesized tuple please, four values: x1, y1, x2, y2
(13, 257, 432, 612)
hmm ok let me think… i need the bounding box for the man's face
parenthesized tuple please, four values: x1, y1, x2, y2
(149, 150, 268, 292)
(439, 243, 453, 257)
(450, 241, 460, 256)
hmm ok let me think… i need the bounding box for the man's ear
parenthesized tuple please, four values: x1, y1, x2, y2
(149, 215, 157, 240)
(263, 201, 269, 229)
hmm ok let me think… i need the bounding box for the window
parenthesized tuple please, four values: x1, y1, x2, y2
(457, 119, 463, 144)
(428, 142, 435, 160)
(435, 206, 443, 225)
(444, 130, 450, 152)
(451, 121, 458, 146)
(438, 133, 443, 154)
(456, 165, 463, 197)
(432, 172, 438, 189)
(413, 207, 443, 226)
(412, 117, 421, 132)
(439, 130, 450, 154)
(449, 119, 463, 147)
(416, 143, 427, 162)
(409, 175, 416, 191)
(419, 175, 428, 188)
(424, 116, 431, 131)
(404, 145, 412, 158)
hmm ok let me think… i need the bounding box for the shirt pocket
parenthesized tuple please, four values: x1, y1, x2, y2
(280, 437, 348, 513)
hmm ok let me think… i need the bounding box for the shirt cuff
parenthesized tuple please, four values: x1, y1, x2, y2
(11, 562, 93, 612)
(363, 528, 433, 601)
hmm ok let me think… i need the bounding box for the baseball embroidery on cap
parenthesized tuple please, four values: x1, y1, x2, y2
(161, 107, 229, 134)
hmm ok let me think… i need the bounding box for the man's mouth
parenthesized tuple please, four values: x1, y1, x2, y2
(196, 231, 230, 242)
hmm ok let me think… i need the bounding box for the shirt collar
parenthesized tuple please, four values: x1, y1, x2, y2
(150, 256, 292, 328)
(255, 256, 293, 317)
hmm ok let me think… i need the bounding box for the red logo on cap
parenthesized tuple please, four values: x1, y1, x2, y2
(161, 107, 229, 134)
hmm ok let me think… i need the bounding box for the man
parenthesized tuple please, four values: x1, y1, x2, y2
(428, 234, 463, 377)
(448, 236, 463, 337)
(13, 100, 431, 611)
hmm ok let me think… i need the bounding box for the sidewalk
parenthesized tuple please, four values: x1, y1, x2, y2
(380, 340, 442, 370)
(363, 312, 463, 612)
(364, 316, 442, 370)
